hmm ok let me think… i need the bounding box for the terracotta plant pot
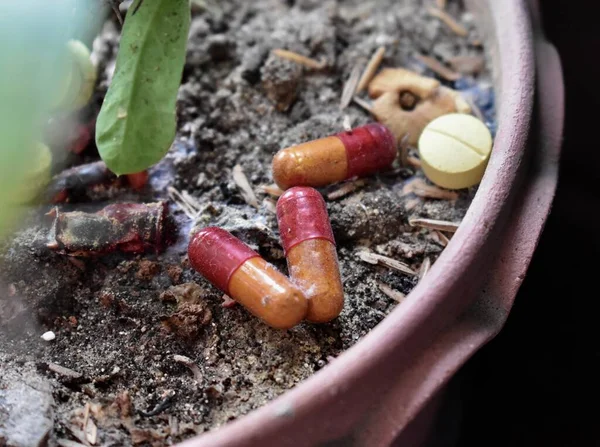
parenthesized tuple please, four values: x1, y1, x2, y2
(180, 1, 564, 446)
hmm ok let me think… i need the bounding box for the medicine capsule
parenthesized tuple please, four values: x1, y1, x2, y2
(272, 123, 397, 190)
(188, 227, 308, 329)
(277, 187, 344, 323)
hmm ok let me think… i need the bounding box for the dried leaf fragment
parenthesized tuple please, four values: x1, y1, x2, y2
(356, 46, 386, 93)
(372, 89, 457, 146)
(368, 68, 440, 99)
(431, 230, 450, 247)
(448, 55, 485, 75)
(409, 217, 460, 233)
(358, 250, 417, 276)
(232, 164, 259, 208)
(414, 54, 460, 81)
(272, 49, 327, 70)
(377, 281, 406, 303)
(340, 65, 362, 110)
(402, 178, 459, 200)
(418, 257, 432, 280)
(428, 7, 469, 37)
(173, 354, 203, 382)
(327, 179, 366, 200)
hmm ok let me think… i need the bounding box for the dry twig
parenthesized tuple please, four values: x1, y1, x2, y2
(168, 187, 202, 219)
(402, 178, 459, 200)
(259, 184, 284, 197)
(428, 7, 469, 37)
(272, 49, 327, 70)
(436, 0, 447, 9)
(262, 198, 277, 214)
(48, 362, 83, 380)
(463, 94, 485, 121)
(377, 281, 406, 303)
(431, 230, 450, 246)
(173, 355, 203, 383)
(352, 96, 373, 113)
(340, 65, 362, 110)
(358, 250, 417, 276)
(414, 54, 460, 81)
(356, 46, 386, 93)
(409, 217, 460, 233)
(327, 179, 366, 200)
(448, 55, 485, 75)
(407, 155, 422, 168)
(418, 257, 432, 280)
(232, 164, 259, 209)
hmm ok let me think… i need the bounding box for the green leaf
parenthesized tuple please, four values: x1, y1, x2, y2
(96, 0, 190, 175)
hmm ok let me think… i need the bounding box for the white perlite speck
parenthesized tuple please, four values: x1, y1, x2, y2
(41, 331, 56, 342)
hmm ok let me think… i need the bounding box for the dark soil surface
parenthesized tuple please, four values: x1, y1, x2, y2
(0, 1, 494, 445)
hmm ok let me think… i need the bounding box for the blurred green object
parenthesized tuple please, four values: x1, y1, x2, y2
(54, 40, 98, 112)
(0, 0, 102, 237)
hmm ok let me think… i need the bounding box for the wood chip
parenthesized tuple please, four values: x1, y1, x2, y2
(47, 362, 83, 380)
(409, 217, 460, 233)
(173, 354, 203, 383)
(258, 184, 284, 197)
(402, 178, 459, 200)
(418, 257, 432, 280)
(358, 250, 417, 276)
(352, 96, 373, 113)
(232, 164, 259, 209)
(356, 46, 385, 94)
(340, 65, 362, 110)
(428, 7, 468, 37)
(448, 55, 485, 75)
(431, 230, 450, 247)
(327, 179, 366, 200)
(272, 49, 327, 70)
(377, 281, 406, 303)
(414, 54, 460, 81)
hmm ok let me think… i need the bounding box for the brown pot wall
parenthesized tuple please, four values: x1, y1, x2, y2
(179, 0, 563, 446)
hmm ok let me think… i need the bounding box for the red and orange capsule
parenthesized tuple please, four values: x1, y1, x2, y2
(277, 187, 344, 322)
(188, 227, 308, 329)
(272, 123, 397, 190)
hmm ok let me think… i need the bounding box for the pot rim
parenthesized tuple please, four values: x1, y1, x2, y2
(181, 1, 537, 446)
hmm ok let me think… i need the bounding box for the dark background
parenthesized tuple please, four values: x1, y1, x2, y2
(458, 1, 600, 445)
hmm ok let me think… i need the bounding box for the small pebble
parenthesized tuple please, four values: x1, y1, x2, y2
(41, 331, 56, 342)
(418, 113, 492, 189)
